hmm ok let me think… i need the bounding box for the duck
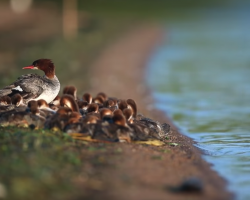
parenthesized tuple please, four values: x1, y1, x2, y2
(82, 92, 92, 104)
(49, 95, 61, 111)
(63, 85, 78, 100)
(0, 95, 15, 112)
(60, 94, 80, 113)
(0, 59, 60, 104)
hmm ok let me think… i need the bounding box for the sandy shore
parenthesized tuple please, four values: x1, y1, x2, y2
(87, 25, 233, 200)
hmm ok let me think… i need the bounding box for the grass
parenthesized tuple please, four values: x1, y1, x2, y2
(0, 127, 83, 199)
(0, 127, 122, 200)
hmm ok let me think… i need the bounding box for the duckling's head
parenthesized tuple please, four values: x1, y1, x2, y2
(123, 108, 133, 123)
(82, 93, 92, 104)
(113, 111, 126, 127)
(118, 99, 128, 111)
(37, 99, 49, 109)
(87, 103, 99, 113)
(0, 95, 11, 106)
(63, 86, 77, 100)
(127, 99, 137, 118)
(11, 94, 23, 106)
(60, 94, 79, 113)
(97, 92, 107, 101)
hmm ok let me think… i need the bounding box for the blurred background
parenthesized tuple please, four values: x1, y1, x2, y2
(0, 0, 249, 199)
(0, 0, 234, 93)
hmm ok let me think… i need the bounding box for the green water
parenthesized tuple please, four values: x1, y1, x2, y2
(147, 6, 250, 200)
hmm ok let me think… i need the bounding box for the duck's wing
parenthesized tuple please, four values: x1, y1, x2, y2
(0, 74, 46, 101)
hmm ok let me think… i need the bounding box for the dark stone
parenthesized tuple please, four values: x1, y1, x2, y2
(168, 177, 203, 193)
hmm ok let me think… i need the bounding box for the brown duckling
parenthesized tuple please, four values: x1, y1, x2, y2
(109, 111, 132, 142)
(0, 95, 11, 106)
(127, 98, 137, 120)
(118, 99, 128, 111)
(96, 92, 108, 101)
(60, 94, 80, 113)
(82, 92, 92, 104)
(63, 85, 78, 100)
(49, 95, 61, 111)
(44, 107, 72, 130)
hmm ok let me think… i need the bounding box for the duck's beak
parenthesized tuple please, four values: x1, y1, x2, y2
(23, 65, 38, 69)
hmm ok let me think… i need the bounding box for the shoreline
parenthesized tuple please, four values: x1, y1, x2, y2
(88, 25, 233, 199)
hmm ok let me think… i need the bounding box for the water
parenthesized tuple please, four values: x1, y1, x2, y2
(147, 6, 250, 200)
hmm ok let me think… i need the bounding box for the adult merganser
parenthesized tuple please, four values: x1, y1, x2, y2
(0, 59, 60, 104)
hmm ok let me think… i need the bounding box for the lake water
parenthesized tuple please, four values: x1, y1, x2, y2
(147, 5, 250, 200)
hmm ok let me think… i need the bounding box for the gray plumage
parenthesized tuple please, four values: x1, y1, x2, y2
(0, 74, 60, 104)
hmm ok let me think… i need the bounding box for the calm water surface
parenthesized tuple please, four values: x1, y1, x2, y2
(147, 7, 250, 200)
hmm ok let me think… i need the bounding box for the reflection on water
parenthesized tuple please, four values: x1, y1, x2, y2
(147, 6, 250, 200)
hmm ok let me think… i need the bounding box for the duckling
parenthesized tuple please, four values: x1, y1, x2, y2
(86, 103, 100, 119)
(0, 96, 14, 112)
(0, 96, 11, 106)
(97, 92, 108, 101)
(82, 92, 92, 104)
(123, 108, 133, 124)
(133, 117, 165, 140)
(60, 94, 80, 113)
(63, 85, 78, 100)
(49, 95, 60, 111)
(92, 96, 104, 109)
(83, 114, 99, 124)
(37, 99, 56, 118)
(44, 107, 72, 130)
(118, 99, 128, 111)
(103, 99, 118, 112)
(111, 111, 132, 142)
(63, 86, 70, 94)
(11, 94, 25, 107)
(93, 95, 104, 104)
(24, 102, 46, 129)
(127, 98, 137, 120)
(66, 111, 82, 125)
(77, 100, 89, 116)
(99, 108, 113, 123)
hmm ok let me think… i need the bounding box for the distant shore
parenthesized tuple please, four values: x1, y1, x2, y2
(87, 24, 233, 200)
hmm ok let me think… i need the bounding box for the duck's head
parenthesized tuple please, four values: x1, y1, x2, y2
(23, 59, 55, 79)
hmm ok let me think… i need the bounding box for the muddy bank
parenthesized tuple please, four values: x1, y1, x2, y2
(87, 25, 233, 199)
